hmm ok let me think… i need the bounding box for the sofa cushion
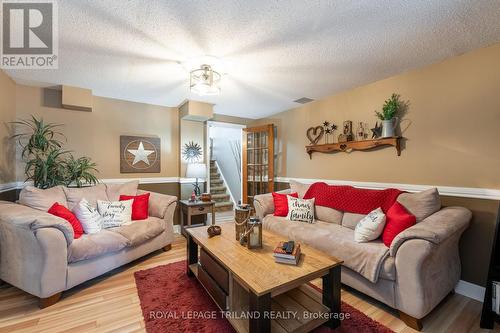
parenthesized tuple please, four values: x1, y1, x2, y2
(354, 208, 386, 243)
(110, 217, 164, 247)
(106, 180, 139, 202)
(382, 201, 417, 247)
(63, 184, 108, 210)
(19, 185, 68, 211)
(342, 212, 366, 229)
(289, 180, 310, 198)
(263, 215, 389, 283)
(315, 206, 343, 224)
(397, 188, 441, 222)
(67, 230, 129, 263)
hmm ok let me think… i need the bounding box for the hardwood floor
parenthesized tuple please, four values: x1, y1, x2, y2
(0, 233, 496, 333)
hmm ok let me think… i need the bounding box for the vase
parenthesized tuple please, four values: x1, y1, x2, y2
(381, 118, 398, 138)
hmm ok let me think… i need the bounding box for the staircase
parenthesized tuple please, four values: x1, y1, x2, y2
(210, 160, 234, 212)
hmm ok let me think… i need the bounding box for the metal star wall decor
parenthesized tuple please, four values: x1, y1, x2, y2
(182, 141, 203, 162)
(371, 122, 383, 138)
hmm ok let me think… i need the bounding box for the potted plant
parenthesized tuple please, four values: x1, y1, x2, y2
(375, 93, 401, 138)
(11, 116, 99, 189)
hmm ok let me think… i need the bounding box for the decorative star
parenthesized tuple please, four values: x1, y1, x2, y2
(323, 121, 330, 127)
(128, 142, 154, 165)
(325, 128, 332, 134)
(331, 124, 338, 131)
(371, 122, 383, 139)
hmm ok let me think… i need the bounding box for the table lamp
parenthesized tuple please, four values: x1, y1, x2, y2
(186, 163, 206, 198)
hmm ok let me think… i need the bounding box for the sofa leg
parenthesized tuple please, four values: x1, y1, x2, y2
(399, 311, 423, 331)
(39, 292, 62, 309)
(162, 244, 172, 252)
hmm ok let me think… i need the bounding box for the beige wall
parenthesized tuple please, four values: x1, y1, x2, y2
(15, 85, 179, 180)
(0, 70, 16, 183)
(257, 43, 500, 189)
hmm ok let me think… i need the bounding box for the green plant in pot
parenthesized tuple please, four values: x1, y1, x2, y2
(11, 116, 99, 189)
(375, 93, 401, 138)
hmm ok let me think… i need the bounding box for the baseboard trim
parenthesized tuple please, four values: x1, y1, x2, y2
(455, 280, 485, 302)
(275, 177, 500, 200)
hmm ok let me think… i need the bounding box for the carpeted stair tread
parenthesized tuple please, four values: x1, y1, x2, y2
(212, 193, 230, 200)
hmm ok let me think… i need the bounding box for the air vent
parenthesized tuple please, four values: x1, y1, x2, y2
(293, 97, 314, 104)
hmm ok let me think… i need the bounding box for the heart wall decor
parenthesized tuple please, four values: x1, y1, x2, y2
(306, 126, 324, 145)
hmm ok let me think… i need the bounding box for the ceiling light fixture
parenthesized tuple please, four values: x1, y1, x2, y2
(190, 64, 221, 96)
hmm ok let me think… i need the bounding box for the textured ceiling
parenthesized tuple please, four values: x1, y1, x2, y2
(4, 0, 500, 118)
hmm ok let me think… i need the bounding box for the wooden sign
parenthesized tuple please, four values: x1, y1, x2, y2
(120, 136, 161, 173)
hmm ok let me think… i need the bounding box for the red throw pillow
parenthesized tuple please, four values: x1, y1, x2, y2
(48, 202, 84, 239)
(382, 201, 416, 247)
(272, 192, 298, 217)
(120, 193, 150, 220)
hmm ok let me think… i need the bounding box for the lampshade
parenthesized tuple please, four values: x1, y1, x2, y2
(186, 163, 207, 179)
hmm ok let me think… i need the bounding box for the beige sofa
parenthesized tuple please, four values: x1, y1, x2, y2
(0, 181, 177, 308)
(254, 181, 471, 331)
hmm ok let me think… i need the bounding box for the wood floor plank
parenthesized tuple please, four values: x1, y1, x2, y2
(0, 228, 495, 333)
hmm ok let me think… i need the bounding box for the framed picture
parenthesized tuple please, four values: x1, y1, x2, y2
(120, 135, 161, 173)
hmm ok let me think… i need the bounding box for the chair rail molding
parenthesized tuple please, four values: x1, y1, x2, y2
(275, 177, 500, 201)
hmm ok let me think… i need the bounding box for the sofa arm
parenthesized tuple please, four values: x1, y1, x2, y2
(0, 201, 74, 245)
(253, 189, 290, 219)
(394, 233, 462, 318)
(137, 190, 177, 220)
(0, 220, 68, 298)
(389, 206, 471, 256)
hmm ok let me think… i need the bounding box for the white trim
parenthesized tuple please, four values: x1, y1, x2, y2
(207, 121, 247, 129)
(455, 280, 485, 302)
(213, 160, 237, 206)
(275, 177, 500, 200)
(101, 177, 180, 184)
(0, 182, 20, 193)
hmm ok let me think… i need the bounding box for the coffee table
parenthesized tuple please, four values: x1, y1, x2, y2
(186, 223, 343, 333)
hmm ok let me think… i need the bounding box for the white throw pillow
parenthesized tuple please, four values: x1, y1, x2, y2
(354, 208, 386, 243)
(286, 196, 315, 223)
(97, 199, 133, 229)
(72, 198, 103, 234)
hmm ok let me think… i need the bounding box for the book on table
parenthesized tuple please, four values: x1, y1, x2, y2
(273, 241, 301, 265)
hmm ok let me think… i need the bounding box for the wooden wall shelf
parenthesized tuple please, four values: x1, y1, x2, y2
(306, 137, 401, 159)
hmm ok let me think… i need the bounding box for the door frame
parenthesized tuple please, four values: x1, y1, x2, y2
(206, 121, 246, 201)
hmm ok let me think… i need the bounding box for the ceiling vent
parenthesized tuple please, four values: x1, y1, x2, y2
(293, 97, 314, 104)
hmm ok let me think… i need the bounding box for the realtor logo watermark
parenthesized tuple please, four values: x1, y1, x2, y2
(1, 0, 58, 69)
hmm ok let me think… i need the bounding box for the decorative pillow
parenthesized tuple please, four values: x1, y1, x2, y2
(97, 200, 133, 229)
(272, 192, 298, 217)
(63, 184, 108, 210)
(382, 201, 417, 247)
(289, 180, 310, 198)
(19, 185, 68, 211)
(119, 193, 150, 220)
(397, 188, 441, 222)
(48, 202, 84, 239)
(106, 180, 139, 202)
(354, 208, 386, 243)
(286, 196, 315, 223)
(72, 198, 103, 234)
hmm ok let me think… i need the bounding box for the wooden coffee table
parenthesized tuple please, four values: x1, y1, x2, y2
(186, 223, 343, 333)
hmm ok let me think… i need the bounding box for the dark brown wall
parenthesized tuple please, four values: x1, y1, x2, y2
(274, 181, 499, 287)
(138, 183, 181, 225)
(0, 189, 18, 202)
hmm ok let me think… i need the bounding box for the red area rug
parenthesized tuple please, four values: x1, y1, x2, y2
(134, 260, 394, 333)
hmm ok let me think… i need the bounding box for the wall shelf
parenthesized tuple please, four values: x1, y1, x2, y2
(305, 137, 401, 159)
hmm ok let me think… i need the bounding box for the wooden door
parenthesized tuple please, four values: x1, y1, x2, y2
(242, 124, 274, 204)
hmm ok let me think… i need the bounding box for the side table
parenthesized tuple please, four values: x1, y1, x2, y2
(179, 200, 216, 236)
